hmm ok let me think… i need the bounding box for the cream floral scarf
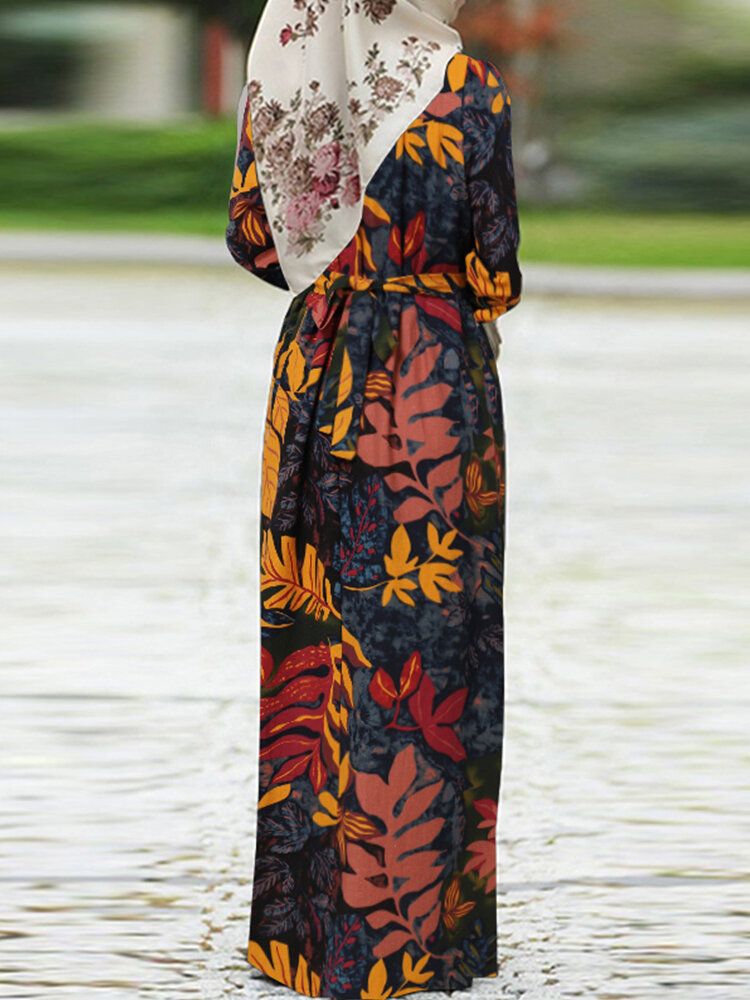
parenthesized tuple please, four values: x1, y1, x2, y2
(243, 0, 464, 294)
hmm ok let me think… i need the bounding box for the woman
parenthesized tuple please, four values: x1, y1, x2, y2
(226, 0, 521, 995)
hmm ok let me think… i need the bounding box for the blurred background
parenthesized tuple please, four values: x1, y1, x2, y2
(0, 0, 748, 262)
(2, 3, 749, 1000)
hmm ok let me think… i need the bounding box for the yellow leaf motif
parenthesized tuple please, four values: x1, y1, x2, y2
(312, 775, 379, 860)
(382, 576, 418, 608)
(341, 660, 354, 704)
(285, 340, 307, 395)
(342, 623, 373, 667)
(261, 426, 281, 519)
(331, 405, 354, 447)
(362, 958, 392, 1000)
(395, 126, 427, 166)
(363, 195, 391, 224)
(418, 562, 462, 603)
(295, 954, 321, 997)
(248, 939, 292, 988)
(339, 751, 351, 797)
(384, 525, 419, 579)
(271, 386, 289, 438)
(261, 532, 341, 621)
(312, 790, 340, 828)
(425, 121, 464, 169)
(357, 229, 377, 271)
(247, 939, 321, 996)
(365, 370, 391, 400)
(402, 952, 433, 986)
(426, 523, 463, 561)
(231, 159, 257, 196)
(492, 90, 505, 115)
(447, 52, 468, 92)
(347, 523, 463, 607)
(383, 526, 421, 607)
(258, 783, 291, 809)
(337, 349, 353, 406)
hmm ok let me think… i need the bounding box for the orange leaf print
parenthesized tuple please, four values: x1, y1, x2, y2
(465, 457, 499, 517)
(364, 370, 391, 400)
(441, 875, 476, 930)
(261, 532, 341, 621)
(342, 744, 447, 957)
(463, 797, 498, 893)
(359, 305, 462, 527)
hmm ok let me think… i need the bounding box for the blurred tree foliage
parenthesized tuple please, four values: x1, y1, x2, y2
(458, 0, 750, 213)
(0, 0, 747, 215)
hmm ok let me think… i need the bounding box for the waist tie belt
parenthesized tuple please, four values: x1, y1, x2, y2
(295, 269, 469, 461)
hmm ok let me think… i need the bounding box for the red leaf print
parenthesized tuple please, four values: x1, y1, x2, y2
(408, 672, 436, 725)
(440, 476, 464, 519)
(384, 472, 415, 492)
(375, 929, 413, 958)
(413, 242, 428, 273)
(432, 687, 468, 725)
(309, 748, 326, 794)
(463, 797, 498, 892)
(341, 744, 447, 956)
(268, 752, 313, 786)
(387, 225, 403, 266)
(419, 295, 462, 331)
(403, 211, 425, 259)
(408, 672, 468, 762)
(259, 643, 336, 793)
(474, 797, 497, 829)
(418, 883, 443, 941)
(426, 454, 461, 490)
(399, 651, 423, 699)
(393, 495, 434, 523)
(422, 724, 466, 763)
(369, 668, 398, 708)
(360, 306, 458, 472)
(256, 247, 279, 269)
(259, 734, 317, 760)
(260, 647, 274, 684)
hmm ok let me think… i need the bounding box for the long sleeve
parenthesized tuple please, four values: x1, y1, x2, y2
(463, 60, 522, 324)
(226, 84, 290, 291)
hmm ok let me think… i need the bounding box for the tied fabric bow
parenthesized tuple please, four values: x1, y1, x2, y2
(287, 269, 469, 462)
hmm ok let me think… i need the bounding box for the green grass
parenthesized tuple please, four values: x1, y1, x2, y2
(0, 120, 748, 268)
(519, 211, 750, 269)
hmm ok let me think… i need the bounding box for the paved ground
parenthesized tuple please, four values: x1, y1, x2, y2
(1, 260, 748, 998)
(1, 230, 749, 299)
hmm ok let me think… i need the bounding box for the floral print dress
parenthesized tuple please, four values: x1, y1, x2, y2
(226, 51, 522, 1000)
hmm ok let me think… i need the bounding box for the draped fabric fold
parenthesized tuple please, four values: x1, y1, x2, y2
(292, 270, 471, 460)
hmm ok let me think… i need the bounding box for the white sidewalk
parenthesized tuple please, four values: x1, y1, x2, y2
(1, 230, 748, 300)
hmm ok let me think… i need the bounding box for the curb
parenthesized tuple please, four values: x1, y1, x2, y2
(1, 231, 748, 300)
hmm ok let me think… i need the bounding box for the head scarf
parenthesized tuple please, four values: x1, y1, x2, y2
(244, 0, 465, 294)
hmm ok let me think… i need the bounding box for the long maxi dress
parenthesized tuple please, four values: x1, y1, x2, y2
(226, 51, 522, 1000)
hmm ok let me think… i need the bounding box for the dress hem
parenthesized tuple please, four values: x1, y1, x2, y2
(247, 948, 499, 999)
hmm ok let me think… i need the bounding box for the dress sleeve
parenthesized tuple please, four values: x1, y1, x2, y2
(463, 60, 522, 323)
(225, 84, 289, 291)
